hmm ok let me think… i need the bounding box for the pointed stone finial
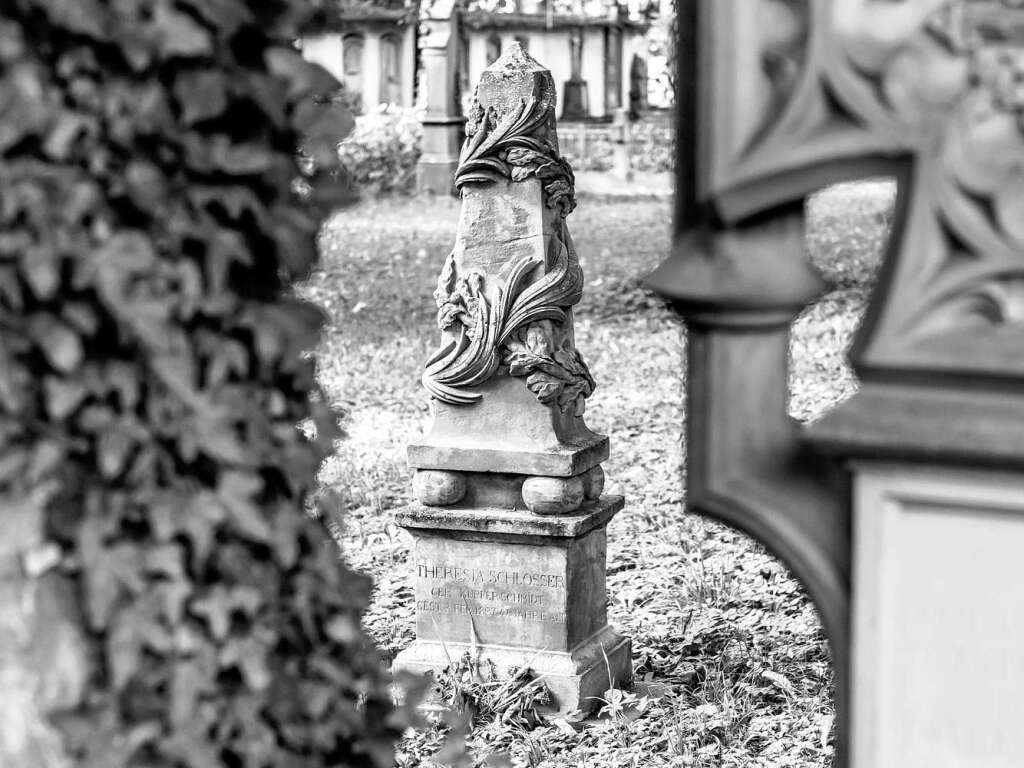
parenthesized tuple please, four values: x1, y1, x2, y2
(471, 42, 557, 134)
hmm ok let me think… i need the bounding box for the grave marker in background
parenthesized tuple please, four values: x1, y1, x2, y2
(393, 43, 631, 712)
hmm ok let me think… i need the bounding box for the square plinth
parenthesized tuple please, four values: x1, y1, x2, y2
(392, 496, 631, 712)
(409, 377, 609, 477)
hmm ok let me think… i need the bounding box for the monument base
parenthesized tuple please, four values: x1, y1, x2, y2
(392, 497, 632, 713)
(394, 626, 631, 713)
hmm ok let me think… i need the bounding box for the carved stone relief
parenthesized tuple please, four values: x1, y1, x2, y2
(422, 44, 595, 411)
(701, 0, 1024, 382)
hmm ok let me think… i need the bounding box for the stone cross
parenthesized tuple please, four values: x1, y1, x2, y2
(393, 43, 631, 713)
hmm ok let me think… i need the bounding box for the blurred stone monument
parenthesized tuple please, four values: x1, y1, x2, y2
(393, 43, 631, 712)
(416, 0, 465, 195)
(561, 29, 590, 121)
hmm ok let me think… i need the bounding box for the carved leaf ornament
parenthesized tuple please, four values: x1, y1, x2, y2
(456, 94, 577, 216)
(422, 233, 587, 406)
(422, 76, 594, 411)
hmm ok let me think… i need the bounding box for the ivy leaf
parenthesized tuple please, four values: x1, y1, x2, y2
(294, 99, 353, 169)
(44, 110, 94, 160)
(107, 600, 168, 690)
(193, 412, 249, 465)
(44, 376, 87, 420)
(217, 471, 272, 542)
(179, 0, 254, 38)
(265, 46, 340, 101)
(152, 1, 213, 58)
(170, 654, 216, 728)
(22, 245, 61, 300)
(80, 540, 143, 631)
(29, 313, 83, 373)
(0, 67, 54, 152)
(124, 160, 169, 213)
(185, 133, 276, 175)
(42, 0, 108, 40)
(159, 715, 223, 768)
(97, 425, 134, 478)
(174, 69, 229, 125)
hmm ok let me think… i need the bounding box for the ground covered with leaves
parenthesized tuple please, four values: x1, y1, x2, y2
(300, 180, 895, 768)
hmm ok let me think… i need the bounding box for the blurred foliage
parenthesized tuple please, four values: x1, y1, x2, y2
(559, 119, 674, 173)
(0, 0, 405, 765)
(338, 105, 424, 196)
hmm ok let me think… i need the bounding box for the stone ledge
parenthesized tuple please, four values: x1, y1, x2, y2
(395, 495, 624, 539)
(392, 624, 632, 713)
(407, 435, 609, 477)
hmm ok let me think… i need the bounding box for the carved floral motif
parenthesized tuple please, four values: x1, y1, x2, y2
(422, 225, 588, 407)
(502, 319, 595, 415)
(457, 93, 576, 217)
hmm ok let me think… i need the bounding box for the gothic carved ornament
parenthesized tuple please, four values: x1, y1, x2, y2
(647, 5, 1024, 766)
(699, 0, 1024, 382)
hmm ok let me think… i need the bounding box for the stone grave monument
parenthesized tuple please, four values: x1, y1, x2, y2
(392, 43, 631, 712)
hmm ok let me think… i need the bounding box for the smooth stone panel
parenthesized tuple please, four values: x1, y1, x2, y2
(853, 464, 1024, 768)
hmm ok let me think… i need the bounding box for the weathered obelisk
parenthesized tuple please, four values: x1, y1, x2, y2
(393, 44, 631, 712)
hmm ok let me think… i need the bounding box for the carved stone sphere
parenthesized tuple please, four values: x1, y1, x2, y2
(581, 465, 605, 500)
(522, 475, 584, 515)
(413, 470, 466, 506)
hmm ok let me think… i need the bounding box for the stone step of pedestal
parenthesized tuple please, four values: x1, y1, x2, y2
(396, 495, 623, 539)
(393, 625, 632, 714)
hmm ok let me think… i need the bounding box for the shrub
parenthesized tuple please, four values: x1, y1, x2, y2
(338, 105, 424, 196)
(558, 117, 674, 174)
(0, 1, 401, 766)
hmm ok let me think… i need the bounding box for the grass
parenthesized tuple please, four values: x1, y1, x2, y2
(298, 179, 896, 768)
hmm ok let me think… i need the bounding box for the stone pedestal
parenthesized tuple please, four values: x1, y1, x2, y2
(393, 499, 631, 712)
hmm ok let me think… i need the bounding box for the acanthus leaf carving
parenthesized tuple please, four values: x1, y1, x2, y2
(502, 319, 596, 416)
(420, 42, 592, 409)
(422, 220, 587, 407)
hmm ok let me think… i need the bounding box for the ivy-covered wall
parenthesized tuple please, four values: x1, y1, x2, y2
(0, 1, 399, 765)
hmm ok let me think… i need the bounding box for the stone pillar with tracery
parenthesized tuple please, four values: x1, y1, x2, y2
(394, 43, 631, 712)
(647, 1, 1024, 766)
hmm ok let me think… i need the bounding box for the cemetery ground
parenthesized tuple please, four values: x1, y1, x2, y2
(300, 181, 894, 768)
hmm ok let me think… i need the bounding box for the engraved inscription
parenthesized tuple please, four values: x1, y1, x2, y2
(416, 561, 568, 624)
